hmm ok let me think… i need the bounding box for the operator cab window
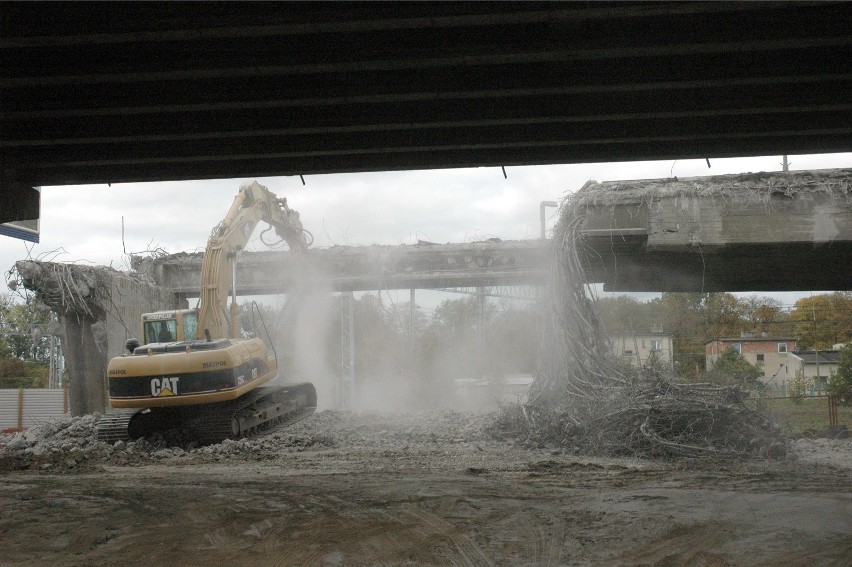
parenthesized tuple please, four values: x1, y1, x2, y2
(183, 311, 198, 341)
(145, 319, 177, 344)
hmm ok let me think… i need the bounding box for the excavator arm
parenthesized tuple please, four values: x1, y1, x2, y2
(197, 181, 309, 340)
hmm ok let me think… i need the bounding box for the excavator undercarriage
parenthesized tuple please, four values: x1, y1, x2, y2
(97, 383, 317, 444)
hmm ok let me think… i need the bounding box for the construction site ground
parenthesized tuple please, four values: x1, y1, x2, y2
(1, 411, 850, 566)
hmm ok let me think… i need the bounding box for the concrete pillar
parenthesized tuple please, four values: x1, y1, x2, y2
(16, 260, 179, 416)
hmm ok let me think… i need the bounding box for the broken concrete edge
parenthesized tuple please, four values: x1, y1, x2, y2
(13, 259, 179, 416)
(131, 239, 550, 267)
(14, 260, 158, 316)
(570, 168, 852, 209)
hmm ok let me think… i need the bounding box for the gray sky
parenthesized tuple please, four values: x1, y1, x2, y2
(2, 153, 850, 310)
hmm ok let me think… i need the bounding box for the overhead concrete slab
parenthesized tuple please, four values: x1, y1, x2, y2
(576, 168, 852, 291)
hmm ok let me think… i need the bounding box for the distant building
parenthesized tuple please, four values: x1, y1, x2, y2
(789, 350, 840, 394)
(610, 325, 673, 368)
(705, 332, 799, 384)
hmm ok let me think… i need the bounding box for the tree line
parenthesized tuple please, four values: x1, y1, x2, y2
(0, 293, 52, 388)
(3, 289, 851, 396)
(596, 291, 852, 378)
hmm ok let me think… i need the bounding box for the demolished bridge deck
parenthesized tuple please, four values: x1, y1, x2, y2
(132, 239, 551, 297)
(575, 168, 852, 291)
(133, 169, 852, 295)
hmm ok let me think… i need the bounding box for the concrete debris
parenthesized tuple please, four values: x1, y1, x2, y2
(792, 437, 852, 470)
(573, 168, 852, 208)
(1, 412, 849, 475)
(0, 410, 497, 472)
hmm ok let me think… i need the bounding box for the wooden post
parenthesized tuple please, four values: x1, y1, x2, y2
(828, 395, 838, 427)
(17, 388, 24, 431)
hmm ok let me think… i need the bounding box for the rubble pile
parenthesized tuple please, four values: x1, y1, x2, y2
(0, 415, 106, 471)
(506, 185, 790, 460)
(0, 410, 495, 471)
(792, 437, 852, 470)
(492, 379, 788, 459)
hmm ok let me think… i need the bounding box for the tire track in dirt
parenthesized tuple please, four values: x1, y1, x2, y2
(243, 491, 498, 566)
(396, 502, 494, 566)
(755, 538, 852, 567)
(614, 521, 735, 566)
(515, 510, 565, 567)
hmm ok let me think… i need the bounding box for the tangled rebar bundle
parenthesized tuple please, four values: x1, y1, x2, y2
(494, 187, 787, 460)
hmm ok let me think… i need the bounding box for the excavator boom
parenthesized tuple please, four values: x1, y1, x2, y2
(199, 181, 308, 340)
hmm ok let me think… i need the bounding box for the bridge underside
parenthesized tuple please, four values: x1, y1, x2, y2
(2, 1, 851, 197)
(584, 242, 852, 292)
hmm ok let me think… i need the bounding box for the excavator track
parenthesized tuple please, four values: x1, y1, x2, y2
(96, 383, 316, 446)
(186, 383, 317, 444)
(96, 409, 140, 444)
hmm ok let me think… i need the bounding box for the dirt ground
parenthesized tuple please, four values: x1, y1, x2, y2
(1, 411, 850, 566)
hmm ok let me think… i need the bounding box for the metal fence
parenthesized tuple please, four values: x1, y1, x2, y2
(0, 388, 68, 432)
(762, 383, 829, 399)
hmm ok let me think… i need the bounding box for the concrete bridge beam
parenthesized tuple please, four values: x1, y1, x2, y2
(131, 240, 552, 298)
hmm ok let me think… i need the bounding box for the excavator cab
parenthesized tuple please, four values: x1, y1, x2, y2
(140, 309, 199, 345)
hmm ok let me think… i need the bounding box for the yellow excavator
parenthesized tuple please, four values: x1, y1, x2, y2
(98, 181, 317, 443)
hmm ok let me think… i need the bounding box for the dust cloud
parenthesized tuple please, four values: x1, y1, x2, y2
(271, 261, 525, 415)
(275, 283, 339, 411)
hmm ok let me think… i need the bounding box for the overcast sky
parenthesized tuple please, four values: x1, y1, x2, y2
(2, 152, 849, 310)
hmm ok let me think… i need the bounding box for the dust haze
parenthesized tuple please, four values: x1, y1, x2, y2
(272, 264, 525, 414)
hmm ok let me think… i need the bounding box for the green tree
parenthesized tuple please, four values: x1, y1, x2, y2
(431, 295, 493, 338)
(352, 294, 406, 381)
(0, 358, 49, 389)
(422, 296, 493, 383)
(703, 292, 746, 338)
(485, 304, 539, 378)
(827, 345, 852, 400)
(787, 367, 809, 404)
(648, 292, 751, 380)
(0, 293, 52, 388)
(596, 295, 652, 334)
(737, 295, 789, 334)
(647, 293, 705, 378)
(704, 347, 762, 388)
(788, 293, 852, 349)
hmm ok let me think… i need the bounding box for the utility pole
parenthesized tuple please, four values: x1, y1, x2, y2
(409, 288, 416, 352)
(476, 286, 486, 378)
(540, 201, 557, 239)
(340, 292, 355, 410)
(812, 298, 820, 393)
